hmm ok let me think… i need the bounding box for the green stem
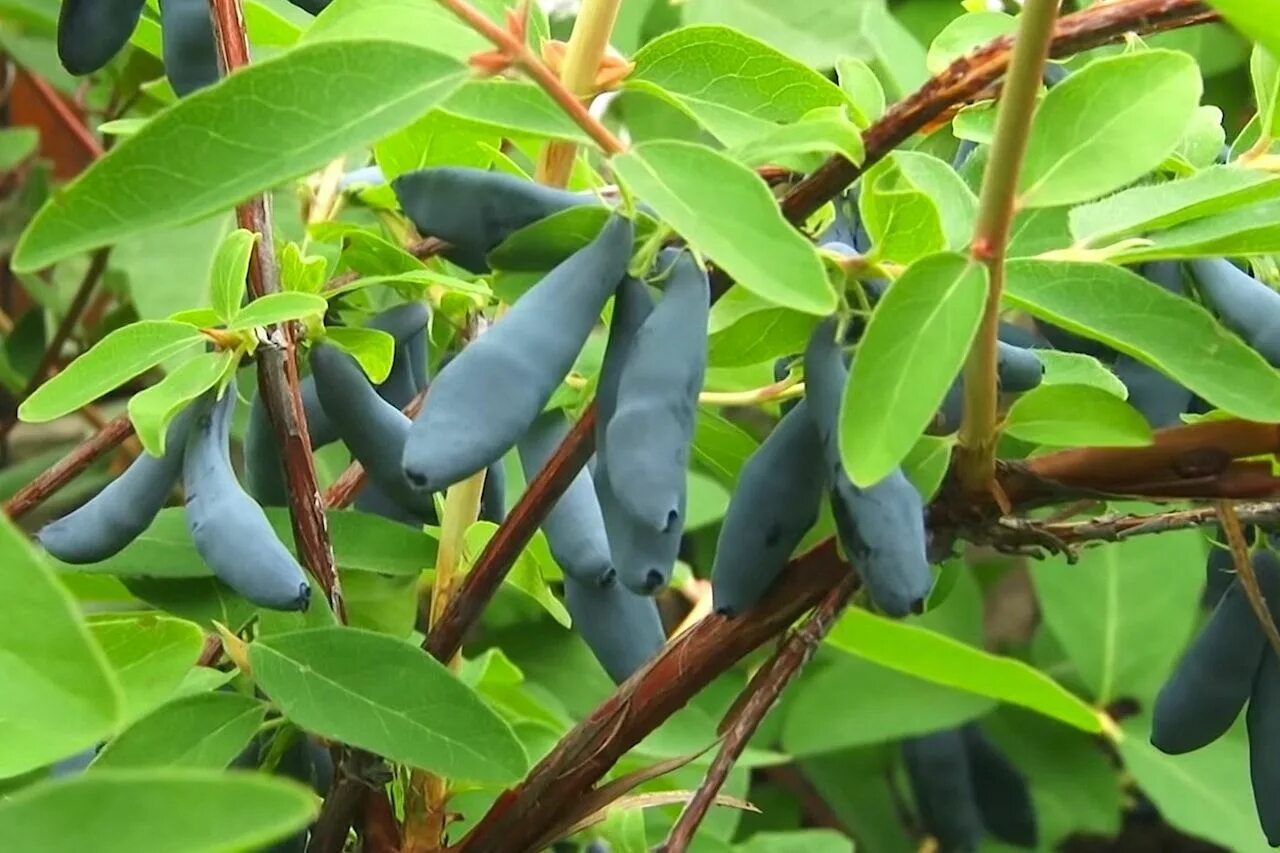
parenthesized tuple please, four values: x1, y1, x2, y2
(956, 0, 1061, 496)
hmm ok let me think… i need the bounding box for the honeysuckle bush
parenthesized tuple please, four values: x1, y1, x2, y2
(2, 0, 1280, 851)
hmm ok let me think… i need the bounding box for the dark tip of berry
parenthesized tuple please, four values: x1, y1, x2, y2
(644, 569, 665, 593)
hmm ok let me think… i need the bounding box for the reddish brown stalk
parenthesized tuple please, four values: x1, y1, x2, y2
(3, 414, 134, 520)
(208, 0, 342, 618)
(24, 73, 103, 160)
(660, 574, 858, 851)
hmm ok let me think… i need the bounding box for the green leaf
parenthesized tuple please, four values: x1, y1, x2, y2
(92, 693, 267, 770)
(443, 80, 590, 143)
(900, 435, 951, 502)
(227, 292, 328, 331)
(692, 409, 760, 486)
(685, 469, 731, 531)
(841, 253, 988, 487)
(827, 608, 1101, 733)
(0, 769, 318, 853)
(1038, 350, 1129, 398)
(0, 126, 38, 170)
(323, 327, 395, 384)
(1069, 166, 1280, 247)
(374, 108, 502, 180)
(127, 351, 235, 457)
(738, 830, 853, 853)
(19, 321, 204, 423)
(1208, 0, 1280, 69)
(0, 516, 121, 779)
(90, 615, 205, 722)
(251, 627, 528, 782)
(1107, 197, 1280, 262)
(1255, 45, 1280, 143)
(732, 107, 865, 169)
(682, 0, 928, 98)
(927, 12, 1015, 74)
(628, 24, 851, 147)
(1018, 50, 1203, 208)
(1003, 384, 1153, 448)
(1032, 525, 1205, 704)
(1004, 260, 1280, 422)
(208, 229, 257, 323)
(706, 287, 820, 368)
(834, 57, 884, 124)
(613, 140, 835, 315)
(864, 151, 978, 259)
(487, 206, 657, 275)
(303, 0, 534, 62)
(464, 521, 570, 628)
(279, 242, 328, 294)
(1120, 717, 1273, 852)
(12, 40, 468, 271)
(57, 507, 437, 579)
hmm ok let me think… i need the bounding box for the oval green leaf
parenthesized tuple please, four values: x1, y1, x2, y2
(1003, 384, 1154, 448)
(128, 351, 235, 457)
(250, 627, 528, 783)
(209, 229, 257, 323)
(0, 769, 317, 853)
(13, 40, 468, 271)
(827, 608, 1102, 734)
(841, 252, 989, 487)
(92, 692, 267, 770)
(613, 140, 835, 315)
(0, 517, 122, 778)
(20, 320, 205, 423)
(1019, 50, 1203, 208)
(1005, 259, 1280, 422)
(227, 292, 328, 331)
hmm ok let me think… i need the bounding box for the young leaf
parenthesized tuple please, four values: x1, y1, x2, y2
(841, 253, 989, 488)
(628, 24, 852, 147)
(1110, 196, 1280, 262)
(19, 321, 205, 423)
(128, 350, 235, 457)
(859, 159, 945, 264)
(732, 107, 865, 170)
(209, 229, 257, 323)
(826, 608, 1102, 734)
(1003, 384, 1153, 448)
(1069, 166, 1280, 247)
(926, 11, 1015, 74)
(1032, 525, 1206, 703)
(0, 770, 317, 853)
(0, 517, 122, 778)
(89, 615, 205, 722)
(834, 57, 884, 124)
(226, 292, 328, 331)
(280, 242, 328, 294)
(465, 521, 570, 628)
(13, 40, 468, 271)
(323, 327, 395, 384)
(1004, 260, 1280, 421)
(1038, 350, 1129, 399)
(91, 692, 267, 770)
(1018, 50, 1202, 208)
(900, 435, 952, 502)
(613, 140, 835, 315)
(250, 627, 529, 783)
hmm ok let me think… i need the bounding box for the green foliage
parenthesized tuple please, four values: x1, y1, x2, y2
(6, 1, 1280, 849)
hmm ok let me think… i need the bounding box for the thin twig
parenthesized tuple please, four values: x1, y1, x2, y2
(3, 414, 134, 520)
(209, 0, 343, 619)
(1216, 501, 1280, 659)
(956, 0, 1060, 496)
(431, 0, 626, 156)
(23, 72, 103, 159)
(660, 575, 858, 852)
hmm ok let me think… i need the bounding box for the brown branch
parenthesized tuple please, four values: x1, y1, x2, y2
(3, 413, 134, 519)
(431, 0, 626, 156)
(24, 72, 103, 160)
(208, 0, 342, 619)
(659, 574, 857, 852)
(450, 540, 850, 852)
(1037, 500, 1280, 544)
(779, 0, 1214, 226)
(424, 407, 597, 661)
(0, 247, 111, 441)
